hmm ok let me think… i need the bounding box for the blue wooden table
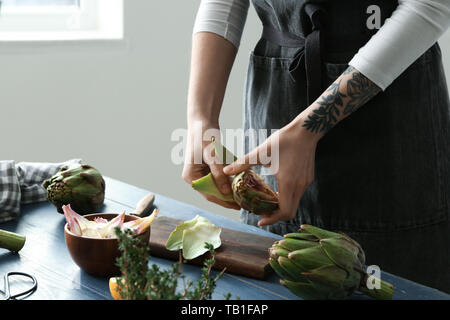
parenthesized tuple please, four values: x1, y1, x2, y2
(0, 177, 448, 300)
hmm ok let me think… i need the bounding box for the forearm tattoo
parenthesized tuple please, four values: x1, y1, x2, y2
(302, 66, 381, 134)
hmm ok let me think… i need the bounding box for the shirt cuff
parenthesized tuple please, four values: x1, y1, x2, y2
(193, 21, 242, 49)
(349, 54, 394, 91)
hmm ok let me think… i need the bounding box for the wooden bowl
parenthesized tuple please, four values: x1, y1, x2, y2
(64, 213, 151, 277)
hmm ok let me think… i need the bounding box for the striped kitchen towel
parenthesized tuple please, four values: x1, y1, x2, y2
(0, 159, 82, 223)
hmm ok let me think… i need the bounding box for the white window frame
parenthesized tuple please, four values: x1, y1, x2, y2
(0, 0, 123, 41)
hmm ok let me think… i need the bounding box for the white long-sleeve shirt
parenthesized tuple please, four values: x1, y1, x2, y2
(193, 0, 450, 90)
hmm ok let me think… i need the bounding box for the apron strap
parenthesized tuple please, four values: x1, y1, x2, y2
(261, 4, 326, 105)
(261, 26, 305, 48)
(304, 4, 325, 105)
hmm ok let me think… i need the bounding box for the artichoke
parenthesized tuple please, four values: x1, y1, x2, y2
(42, 163, 105, 215)
(269, 224, 394, 300)
(231, 169, 278, 214)
(191, 138, 279, 215)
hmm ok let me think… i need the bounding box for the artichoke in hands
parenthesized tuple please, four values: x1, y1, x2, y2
(269, 224, 394, 300)
(232, 169, 278, 214)
(43, 163, 105, 215)
(192, 138, 279, 215)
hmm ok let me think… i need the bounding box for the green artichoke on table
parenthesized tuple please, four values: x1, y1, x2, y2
(42, 163, 105, 215)
(269, 224, 394, 300)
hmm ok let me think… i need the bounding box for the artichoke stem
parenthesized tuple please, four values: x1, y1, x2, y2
(0, 229, 26, 252)
(359, 278, 394, 300)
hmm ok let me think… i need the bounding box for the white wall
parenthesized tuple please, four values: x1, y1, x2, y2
(2, 1, 450, 221)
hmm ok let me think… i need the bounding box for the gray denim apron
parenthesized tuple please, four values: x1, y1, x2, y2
(243, 0, 450, 292)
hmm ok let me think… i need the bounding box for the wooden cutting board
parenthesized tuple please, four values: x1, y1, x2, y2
(148, 216, 276, 279)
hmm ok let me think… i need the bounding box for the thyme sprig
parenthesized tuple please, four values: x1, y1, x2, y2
(114, 228, 231, 300)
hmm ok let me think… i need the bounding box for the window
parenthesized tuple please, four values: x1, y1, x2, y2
(0, 0, 123, 41)
(2, 0, 80, 10)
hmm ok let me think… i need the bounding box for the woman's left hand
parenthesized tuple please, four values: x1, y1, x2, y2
(223, 118, 320, 226)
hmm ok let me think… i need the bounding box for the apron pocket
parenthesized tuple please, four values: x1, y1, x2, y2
(245, 52, 308, 133)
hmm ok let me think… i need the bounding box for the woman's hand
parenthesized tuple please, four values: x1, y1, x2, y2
(182, 32, 239, 210)
(182, 122, 241, 210)
(222, 65, 382, 226)
(223, 118, 319, 226)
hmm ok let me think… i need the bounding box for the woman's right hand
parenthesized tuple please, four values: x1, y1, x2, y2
(183, 32, 238, 209)
(182, 123, 240, 210)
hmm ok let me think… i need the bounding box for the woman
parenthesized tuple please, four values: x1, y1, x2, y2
(182, 0, 450, 292)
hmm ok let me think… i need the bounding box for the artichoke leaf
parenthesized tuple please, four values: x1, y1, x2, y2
(191, 173, 235, 202)
(269, 258, 298, 282)
(181, 221, 221, 260)
(320, 238, 363, 271)
(277, 256, 309, 281)
(191, 137, 237, 202)
(212, 137, 237, 166)
(165, 215, 205, 251)
(284, 233, 319, 242)
(299, 224, 340, 240)
(301, 264, 348, 288)
(277, 238, 319, 252)
(268, 246, 290, 259)
(288, 246, 334, 271)
(165, 215, 222, 260)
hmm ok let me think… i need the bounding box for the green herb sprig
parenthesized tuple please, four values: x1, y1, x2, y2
(114, 228, 232, 300)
